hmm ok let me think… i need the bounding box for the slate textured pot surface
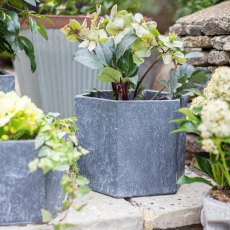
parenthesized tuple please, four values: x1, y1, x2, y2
(201, 191, 230, 230)
(0, 71, 15, 92)
(0, 140, 63, 225)
(75, 90, 187, 198)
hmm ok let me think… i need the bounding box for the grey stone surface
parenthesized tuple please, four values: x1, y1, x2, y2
(187, 51, 209, 66)
(171, 1, 230, 36)
(0, 141, 63, 224)
(201, 191, 230, 230)
(75, 90, 187, 198)
(211, 36, 230, 51)
(131, 169, 210, 230)
(208, 50, 230, 65)
(0, 191, 143, 230)
(0, 71, 15, 92)
(182, 36, 212, 48)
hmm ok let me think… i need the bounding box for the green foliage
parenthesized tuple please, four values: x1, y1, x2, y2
(39, 0, 141, 16)
(0, 0, 50, 72)
(176, 0, 226, 18)
(159, 63, 209, 100)
(63, 5, 188, 100)
(173, 89, 230, 191)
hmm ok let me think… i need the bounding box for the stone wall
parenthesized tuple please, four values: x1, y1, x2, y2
(170, 1, 230, 72)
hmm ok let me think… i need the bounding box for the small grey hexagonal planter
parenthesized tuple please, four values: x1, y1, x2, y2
(75, 90, 187, 198)
(201, 191, 230, 230)
(0, 71, 15, 92)
(0, 140, 63, 225)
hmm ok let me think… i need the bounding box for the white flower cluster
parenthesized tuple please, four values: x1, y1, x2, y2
(190, 67, 230, 154)
(204, 67, 230, 101)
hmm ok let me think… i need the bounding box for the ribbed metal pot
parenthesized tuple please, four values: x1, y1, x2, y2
(13, 28, 111, 117)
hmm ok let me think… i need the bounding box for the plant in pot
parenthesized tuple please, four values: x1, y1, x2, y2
(173, 67, 230, 229)
(14, 0, 140, 117)
(0, 0, 49, 95)
(0, 91, 90, 225)
(61, 5, 209, 198)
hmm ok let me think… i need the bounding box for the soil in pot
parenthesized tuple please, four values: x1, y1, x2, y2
(210, 189, 230, 203)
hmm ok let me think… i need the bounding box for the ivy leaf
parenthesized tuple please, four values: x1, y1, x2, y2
(41, 209, 53, 223)
(76, 176, 90, 185)
(177, 175, 213, 187)
(98, 67, 121, 83)
(78, 185, 91, 196)
(115, 34, 137, 61)
(28, 17, 38, 34)
(73, 49, 104, 69)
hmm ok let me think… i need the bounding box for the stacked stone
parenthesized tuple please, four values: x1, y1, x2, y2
(170, 1, 230, 72)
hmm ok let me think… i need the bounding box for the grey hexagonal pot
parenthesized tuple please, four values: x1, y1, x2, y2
(0, 140, 64, 225)
(75, 90, 187, 198)
(0, 71, 15, 93)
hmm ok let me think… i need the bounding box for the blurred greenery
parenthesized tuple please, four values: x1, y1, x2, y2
(39, 0, 141, 15)
(175, 0, 226, 18)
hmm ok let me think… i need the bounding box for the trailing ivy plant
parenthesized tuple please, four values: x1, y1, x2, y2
(0, 0, 51, 72)
(0, 92, 90, 228)
(61, 5, 209, 101)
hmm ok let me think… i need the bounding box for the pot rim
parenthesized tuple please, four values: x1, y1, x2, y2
(75, 90, 184, 103)
(203, 190, 230, 206)
(20, 15, 91, 30)
(0, 139, 35, 144)
(0, 70, 13, 77)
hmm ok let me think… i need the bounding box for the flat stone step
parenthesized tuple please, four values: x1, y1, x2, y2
(0, 169, 209, 230)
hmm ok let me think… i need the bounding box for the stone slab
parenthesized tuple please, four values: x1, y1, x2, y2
(130, 169, 210, 230)
(182, 36, 212, 48)
(0, 73, 15, 93)
(170, 1, 230, 36)
(208, 50, 230, 65)
(211, 36, 230, 51)
(187, 51, 209, 66)
(0, 192, 143, 230)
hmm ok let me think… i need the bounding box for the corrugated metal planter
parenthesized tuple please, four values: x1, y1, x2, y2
(0, 140, 63, 224)
(201, 191, 230, 230)
(13, 16, 110, 117)
(75, 90, 187, 198)
(0, 71, 15, 92)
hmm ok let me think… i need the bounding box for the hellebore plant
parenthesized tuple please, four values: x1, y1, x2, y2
(0, 91, 90, 226)
(173, 67, 230, 202)
(61, 5, 208, 100)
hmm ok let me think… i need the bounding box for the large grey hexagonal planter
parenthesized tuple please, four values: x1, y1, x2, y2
(75, 90, 187, 198)
(0, 71, 15, 92)
(0, 140, 63, 224)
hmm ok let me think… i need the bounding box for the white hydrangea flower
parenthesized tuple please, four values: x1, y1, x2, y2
(201, 139, 218, 154)
(198, 99, 230, 139)
(204, 67, 230, 101)
(190, 96, 206, 110)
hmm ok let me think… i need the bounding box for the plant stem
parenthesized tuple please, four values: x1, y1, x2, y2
(133, 59, 159, 100)
(151, 85, 166, 100)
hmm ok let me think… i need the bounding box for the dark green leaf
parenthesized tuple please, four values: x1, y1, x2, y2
(98, 67, 121, 83)
(195, 155, 214, 179)
(189, 70, 208, 83)
(115, 34, 137, 61)
(177, 175, 213, 186)
(73, 49, 104, 69)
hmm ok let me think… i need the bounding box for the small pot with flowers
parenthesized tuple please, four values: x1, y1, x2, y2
(0, 91, 90, 225)
(61, 5, 209, 198)
(174, 67, 230, 229)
